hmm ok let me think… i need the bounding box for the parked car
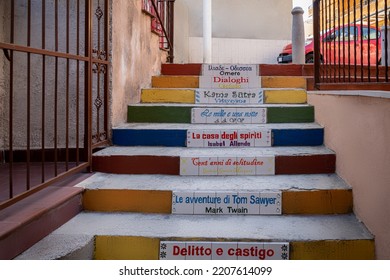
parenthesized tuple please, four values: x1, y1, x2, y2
(277, 24, 382, 65)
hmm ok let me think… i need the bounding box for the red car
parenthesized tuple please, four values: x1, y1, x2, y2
(277, 24, 382, 65)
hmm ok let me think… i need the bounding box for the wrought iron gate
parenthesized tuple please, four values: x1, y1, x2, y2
(313, 0, 390, 89)
(0, 0, 109, 208)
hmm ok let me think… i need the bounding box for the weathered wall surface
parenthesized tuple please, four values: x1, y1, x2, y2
(111, 0, 167, 127)
(0, 1, 10, 152)
(0, 0, 167, 149)
(308, 92, 390, 259)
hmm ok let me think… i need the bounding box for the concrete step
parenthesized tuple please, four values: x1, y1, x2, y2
(127, 104, 315, 124)
(92, 146, 335, 175)
(112, 123, 324, 147)
(152, 76, 307, 89)
(79, 173, 352, 215)
(0, 186, 83, 259)
(141, 88, 307, 104)
(15, 212, 374, 260)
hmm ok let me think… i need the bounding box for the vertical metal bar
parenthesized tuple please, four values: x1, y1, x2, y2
(168, 0, 174, 62)
(76, 0, 80, 165)
(367, 0, 371, 82)
(314, 0, 321, 87)
(318, 0, 327, 82)
(325, 0, 329, 82)
(333, 0, 336, 82)
(360, 0, 364, 81)
(104, 0, 109, 140)
(385, 0, 389, 82)
(85, 0, 93, 170)
(338, 0, 341, 82)
(348, 0, 351, 82)
(342, 0, 345, 82)
(353, 0, 357, 81)
(96, 0, 102, 144)
(27, 0, 31, 190)
(9, 0, 15, 198)
(54, 0, 59, 176)
(375, 0, 379, 82)
(41, 0, 46, 183)
(354, 0, 357, 81)
(66, 0, 70, 170)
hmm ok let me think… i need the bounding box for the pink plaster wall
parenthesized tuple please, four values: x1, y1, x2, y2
(308, 93, 390, 259)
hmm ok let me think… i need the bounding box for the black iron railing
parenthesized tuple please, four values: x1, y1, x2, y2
(313, 0, 390, 89)
(142, 0, 175, 63)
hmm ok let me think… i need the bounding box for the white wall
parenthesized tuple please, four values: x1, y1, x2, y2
(175, 0, 293, 63)
(189, 37, 291, 64)
(173, 0, 189, 63)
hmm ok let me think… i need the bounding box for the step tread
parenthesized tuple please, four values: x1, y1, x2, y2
(113, 122, 322, 130)
(19, 213, 374, 242)
(142, 88, 307, 91)
(93, 146, 334, 157)
(129, 103, 313, 108)
(77, 173, 349, 191)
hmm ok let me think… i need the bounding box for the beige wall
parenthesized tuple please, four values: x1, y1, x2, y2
(308, 92, 390, 259)
(111, 0, 167, 127)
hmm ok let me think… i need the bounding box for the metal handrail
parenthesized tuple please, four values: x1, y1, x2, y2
(150, 0, 175, 62)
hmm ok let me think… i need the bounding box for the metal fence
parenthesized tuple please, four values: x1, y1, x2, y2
(0, 0, 109, 209)
(313, 0, 390, 89)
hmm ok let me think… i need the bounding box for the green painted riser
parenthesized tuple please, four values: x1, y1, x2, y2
(127, 106, 315, 123)
(128, 106, 192, 123)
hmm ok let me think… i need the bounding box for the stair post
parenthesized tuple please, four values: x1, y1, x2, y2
(291, 7, 305, 64)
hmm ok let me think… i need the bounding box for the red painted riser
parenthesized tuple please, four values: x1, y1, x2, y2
(92, 154, 336, 175)
(160, 64, 314, 77)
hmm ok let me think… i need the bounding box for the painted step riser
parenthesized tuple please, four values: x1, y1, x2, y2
(83, 189, 352, 215)
(95, 236, 374, 260)
(127, 106, 315, 124)
(112, 128, 324, 147)
(160, 64, 313, 77)
(152, 76, 307, 89)
(92, 154, 336, 175)
(141, 89, 307, 104)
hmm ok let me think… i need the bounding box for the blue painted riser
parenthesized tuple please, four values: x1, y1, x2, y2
(112, 129, 324, 147)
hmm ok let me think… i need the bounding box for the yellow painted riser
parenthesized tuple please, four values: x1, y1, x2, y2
(83, 190, 172, 213)
(141, 89, 307, 104)
(261, 76, 307, 89)
(152, 76, 307, 89)
(95, 236, 375, 260)
(83, 189, 352, 215)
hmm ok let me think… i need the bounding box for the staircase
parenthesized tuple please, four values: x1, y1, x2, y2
(16, 63, 375, 260)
